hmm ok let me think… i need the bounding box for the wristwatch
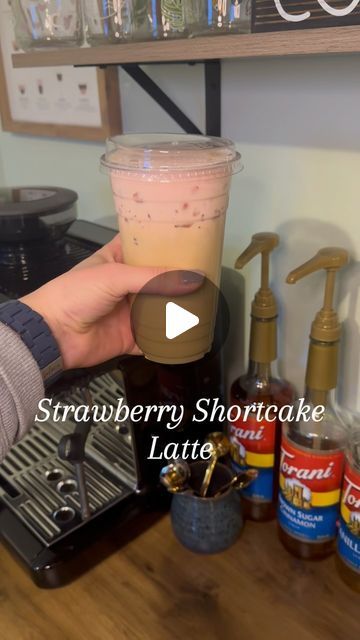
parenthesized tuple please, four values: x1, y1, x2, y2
(0, 300, 63, 386)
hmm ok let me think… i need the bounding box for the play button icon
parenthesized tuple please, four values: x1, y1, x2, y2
(130, 270, 229, 365)
(166, 302, 199, 340)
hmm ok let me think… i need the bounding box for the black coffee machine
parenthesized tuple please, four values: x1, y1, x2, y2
(0, 187, 225, 588)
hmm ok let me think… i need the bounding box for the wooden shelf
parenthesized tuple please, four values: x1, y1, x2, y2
(12, 25, 360, 68)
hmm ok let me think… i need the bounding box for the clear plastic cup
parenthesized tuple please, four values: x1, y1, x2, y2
(101, 133, 241, 364)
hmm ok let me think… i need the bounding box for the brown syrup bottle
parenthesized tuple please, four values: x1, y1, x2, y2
(278, 248, 349, 559)
(229, 233, 295, 522)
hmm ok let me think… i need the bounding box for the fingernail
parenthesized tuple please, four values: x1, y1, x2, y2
(180, 270, 204, 284)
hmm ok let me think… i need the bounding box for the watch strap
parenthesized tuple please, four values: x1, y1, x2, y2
(0, 300, 62, 386)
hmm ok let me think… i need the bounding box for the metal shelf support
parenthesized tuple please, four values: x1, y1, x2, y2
(120, 60, 221, 136)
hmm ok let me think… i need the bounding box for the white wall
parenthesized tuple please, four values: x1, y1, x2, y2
(1, 55, 360, 411)
(220, 57, 360, 414)
(0, 123, 114, 223)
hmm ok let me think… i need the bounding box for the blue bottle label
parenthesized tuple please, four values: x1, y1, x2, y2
(229, 415, 276, 502)
(337, 462, 360, 572)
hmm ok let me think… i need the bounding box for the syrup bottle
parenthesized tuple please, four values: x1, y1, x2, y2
(228, 233, 295, 522)
(278, 247, 349, 559)
(336, 427, 360, 592)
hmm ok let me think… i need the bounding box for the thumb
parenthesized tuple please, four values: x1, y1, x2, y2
(91, 263, 204, 298)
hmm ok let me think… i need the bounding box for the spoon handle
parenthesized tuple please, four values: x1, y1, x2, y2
(213, 476, 237, 498)
(200, 455, 217, 497)
(213, 469, 259, 498)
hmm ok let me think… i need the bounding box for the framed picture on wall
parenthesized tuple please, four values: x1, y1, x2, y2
(0, 1, 122, 141)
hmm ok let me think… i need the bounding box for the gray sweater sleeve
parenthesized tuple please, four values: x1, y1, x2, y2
(0, 323, 44, 462)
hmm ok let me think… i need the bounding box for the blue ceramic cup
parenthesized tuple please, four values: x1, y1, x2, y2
(170, 461, 243, 554)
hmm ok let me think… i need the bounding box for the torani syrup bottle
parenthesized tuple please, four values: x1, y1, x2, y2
(278, 247, 349, 559)
(337, 428, 360, 592)
(228, 233, 295, 522)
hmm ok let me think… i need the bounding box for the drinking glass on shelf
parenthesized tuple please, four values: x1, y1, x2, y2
(131, 0, 159, 40)
(83, 0, 132, 44)
(83, 0, 191, 45)
(83, 1, 162, 44)
(11, 0, 83, 49)
(185, 0, 252, 36)
(132, 1, 188, 41)
(160, 0, 187, 38)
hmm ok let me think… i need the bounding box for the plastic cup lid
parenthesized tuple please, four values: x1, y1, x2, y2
(100, 133, 242, 178)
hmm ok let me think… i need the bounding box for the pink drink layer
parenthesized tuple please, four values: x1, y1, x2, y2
(111, 171, 230, 285)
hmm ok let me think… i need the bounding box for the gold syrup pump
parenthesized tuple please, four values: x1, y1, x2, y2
(286, 247, 349, 407)
(235, 232, 279, 366)
(229, 232, 295, 522)
(278, 247, 349, 561)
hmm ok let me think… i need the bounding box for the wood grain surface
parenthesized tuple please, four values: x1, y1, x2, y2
(0, 515, 357, 640)
(11, 25, 360, 69)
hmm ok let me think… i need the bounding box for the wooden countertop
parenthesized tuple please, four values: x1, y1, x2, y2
(0, 515, 358, 640)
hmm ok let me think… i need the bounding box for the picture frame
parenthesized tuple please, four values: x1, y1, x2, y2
(0, 2, 122, 141)
(0, 58, 122, 141)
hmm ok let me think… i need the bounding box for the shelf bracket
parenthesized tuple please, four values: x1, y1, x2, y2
(120, 60, 221, 136)
(204, 60, 221, 137)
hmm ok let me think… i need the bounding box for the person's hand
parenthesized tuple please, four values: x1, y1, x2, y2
(21, 235, 202, 370)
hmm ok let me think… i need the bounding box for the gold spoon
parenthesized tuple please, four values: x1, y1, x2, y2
(213, 468, 259, 498)
(160, 460, 191, 494)
(200, 432, 230, 498)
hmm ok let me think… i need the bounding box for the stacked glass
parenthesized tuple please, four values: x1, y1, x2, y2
(11, 0, 83, 49)
(186, 0, 252, 37)
(84, 0, 188, 45)
(11, 0, 251, 49)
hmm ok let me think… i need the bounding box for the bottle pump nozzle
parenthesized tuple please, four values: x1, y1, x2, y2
(286, 247, 349, 394)
(287, 247, 349, 343)
(235, 232, 279, 320)
(235, 232, 279, 364)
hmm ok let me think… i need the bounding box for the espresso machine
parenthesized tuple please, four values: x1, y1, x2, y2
(0, 187, 226, 588)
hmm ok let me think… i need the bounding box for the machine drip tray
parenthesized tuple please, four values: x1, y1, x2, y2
(0, 373, 137, 548)
(0, 489, 164, 589)
(0, 370, 167, 588)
